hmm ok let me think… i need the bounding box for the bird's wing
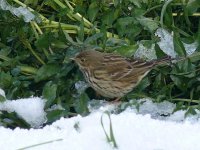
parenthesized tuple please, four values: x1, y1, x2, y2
(93, 54, 154, 82)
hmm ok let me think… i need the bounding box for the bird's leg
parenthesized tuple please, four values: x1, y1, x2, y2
(110, 97, 121, 104)
(113, 97, 121, 102)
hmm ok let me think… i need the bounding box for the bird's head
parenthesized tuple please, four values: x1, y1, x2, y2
(72, 50, 103, 68)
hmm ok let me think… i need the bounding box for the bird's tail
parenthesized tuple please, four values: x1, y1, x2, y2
(153, 56, 174, 66)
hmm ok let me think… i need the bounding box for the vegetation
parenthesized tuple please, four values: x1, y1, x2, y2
(0, 0, 199, 128)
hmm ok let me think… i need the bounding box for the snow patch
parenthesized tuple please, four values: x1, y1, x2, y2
(75, 81, 89, 94)
(135, 28, 197, 60)
(0, 97, 46, 128)
(1, 111, 200, 150)
(0, 88, 5, 97)
(155, 28, 177, 57)
(156, 28, 197, 57)
(137, 99, 176, 117)
(134, 43, 157, 60)
(0, 0, 35, 22)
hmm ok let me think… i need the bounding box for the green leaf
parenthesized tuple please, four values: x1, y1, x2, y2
(181, 59, 194, 73)
(0, 72, 12, 89)
(63, 46, 81, 63)
(77, 19, 85, 42)
(186, 0, 200, 15)
(63, 31, 78, 45)
(135, 77, 150, 91)
(46, 109, 68, 124)
(74, 92, 89, 115)
(0, 46, 11, 56)
(155, 44, 167, 58)
(102, 9, 120, 26)
(35, 32, 55, 49)
(52, 40, 68, 49)
(173, 32, 186, 56)
(170, 75, 188, 91)
(115, 17, 141, 38)
(185, 107, 197, 117)
(0, 111, 30, 129)
(129, 0, 142, 8)
(0, 95, 6, 102)
(137, 16, 159, 33)
(24, 0, 38, 6)
(116, 17, 135, 28)
(11, 68, 21, 76)
(106, 38, 128, 47)
(188, 52, 200, 63)
(197, 22, 200, 51)
(113, 45, 138, 57)
(35, 64, 61, 82)
(58, 23, 68, 43)
(87, 2, 99, 22)
(164, 7, 173, 28)
(57, 63, 74, 78)
(43, 81, 57, 108)
(84, 33, 104, 44)
(102, 11, 114, 26)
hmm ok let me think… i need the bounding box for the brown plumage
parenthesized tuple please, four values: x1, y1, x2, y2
(73, 50, 171, 99)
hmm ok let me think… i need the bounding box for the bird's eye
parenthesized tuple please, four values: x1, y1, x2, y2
(80, 58, 86, 62)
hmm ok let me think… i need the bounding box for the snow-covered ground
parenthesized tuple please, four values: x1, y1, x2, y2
(0, 92, 200, 150)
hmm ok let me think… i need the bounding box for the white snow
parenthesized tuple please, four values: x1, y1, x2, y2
(155, 28, 197, 57)
(135, 99, 176, 117)
(0, 88, 6, 97)
(0, 0, 35, 22)
(1, 110, 200, 150)
(0, 97, 46, 128)
(0, 93, 199, 149)
(183, 41, 198, 55)
(135, 28, 197, 60)
(134, 43, 157, 60)
(75, 81, 89, 94)
(155, 28, 177, 58)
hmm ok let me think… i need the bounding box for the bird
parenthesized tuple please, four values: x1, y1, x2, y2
(73, 50, 171, 99)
